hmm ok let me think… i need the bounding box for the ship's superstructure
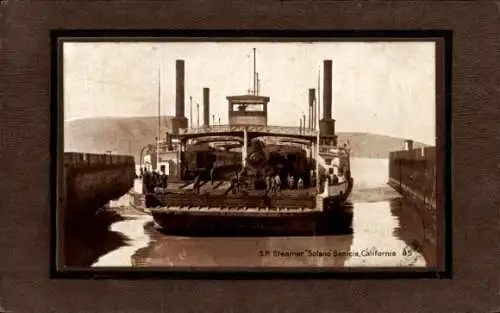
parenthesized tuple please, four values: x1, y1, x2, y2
(135, 50, 353, 233)
(227, 95, 269, 126)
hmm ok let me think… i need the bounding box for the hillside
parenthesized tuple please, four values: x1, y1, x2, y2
(64, 116, 429, 162)
(64, 116, 175, 162)
(335, 132, 428, 159)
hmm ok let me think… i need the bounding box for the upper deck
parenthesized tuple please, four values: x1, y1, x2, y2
(178, 124, 318, 141)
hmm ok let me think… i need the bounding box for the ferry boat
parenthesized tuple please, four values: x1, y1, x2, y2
(129, 53, 353, 235)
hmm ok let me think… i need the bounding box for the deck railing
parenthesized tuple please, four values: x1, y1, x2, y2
(150, 193, 316, 209)
(179, 125, 318, 137)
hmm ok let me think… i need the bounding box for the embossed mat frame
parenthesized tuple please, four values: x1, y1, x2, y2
(2, 2, 499, 312)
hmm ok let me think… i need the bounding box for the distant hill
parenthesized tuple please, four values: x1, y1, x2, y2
(64, 116, 429, 162)
(64, 116, 175, 162)
(335, 132, 428, 159)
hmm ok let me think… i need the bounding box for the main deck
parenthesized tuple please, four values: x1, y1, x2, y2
(144, 179, 320, 212)
(166, 180, 317, 196)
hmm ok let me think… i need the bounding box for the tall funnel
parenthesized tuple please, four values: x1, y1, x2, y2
(171, 60, 188, 136)
(175, 60, 185, 118)
(318, 60, 336, 146)
(203, 88, 210, 126)
(323, 60, 332, 119)
(309, 88, 316, 129)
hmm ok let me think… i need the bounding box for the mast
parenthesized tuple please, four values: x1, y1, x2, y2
(316, 67, 321, 192)
(248, 52, 252, 94)
(253, 48, 256, 95)
(317, 68, 321, 130)
(308, 101, 312, 129)
(256, 72, 260, 96)
(312, 97, 316, 129)
(196, 102, 200, 128)
(189, 96, 193, 129)
(156, 67, 161, 171)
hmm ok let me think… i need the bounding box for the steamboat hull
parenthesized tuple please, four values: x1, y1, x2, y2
(135, 178, 353, 235)
(150, 208, 352, 236)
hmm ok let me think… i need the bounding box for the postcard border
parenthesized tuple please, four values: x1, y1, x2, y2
(50, 29, 452, 280)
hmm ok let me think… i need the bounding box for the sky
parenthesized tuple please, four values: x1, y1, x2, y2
(63, 41, 436, 145)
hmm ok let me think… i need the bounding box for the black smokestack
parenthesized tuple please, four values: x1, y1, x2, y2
(309, 88, 315, 128)
(176, 60, 185, 118)
(323, 60, 332, 119)
(203, 88, 210, 126)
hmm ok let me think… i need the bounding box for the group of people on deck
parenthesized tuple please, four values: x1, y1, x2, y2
(264, 173, 305, 193)
(226, 168, 330, 195)
(139, 167, 169, 194)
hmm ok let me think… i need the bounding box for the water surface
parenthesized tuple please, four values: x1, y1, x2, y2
(79, 158, 435, 268)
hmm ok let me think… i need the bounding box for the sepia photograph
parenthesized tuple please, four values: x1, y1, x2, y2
(56, 35, 445, 273)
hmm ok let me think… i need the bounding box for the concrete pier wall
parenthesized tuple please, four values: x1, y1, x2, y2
(388, 146, 437, 251)
(388, 147, 436, 205)
(63, 152, 135, 222)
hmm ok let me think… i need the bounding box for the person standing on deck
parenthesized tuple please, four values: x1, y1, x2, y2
(288, 174, 295, 190)
(149, 169, 156, 193)
(156, 166, 166, 193)
(154, 169, 161, 193)
(310, 169, 315, 187)
(318, 172, 327, 193)
(229, 172, 237, 194)
(265, 175, 272, 193)
(142, 171, 150, 193)
(274, 174, 281, 192)
(270, 175, 276, 193)
(152, 171, 158, 190)
(193, 176, 201, 194)
(210, 167, 216, 185)
(332, 174, 339, 185)
(162, 173, 168, 193)
(154, 173, 162, 194)
(297, 177, 304, 190)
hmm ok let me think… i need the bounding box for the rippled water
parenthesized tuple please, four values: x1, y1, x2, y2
(80, 158, 435, 269)
(92, 214, 153, 267)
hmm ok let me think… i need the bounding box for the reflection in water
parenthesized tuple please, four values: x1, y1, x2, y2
(61, 157, 435, 269)
(130, 210, 354, 268)
(64, 209, 128, 267)
(128, 194, 426, 268)
(344, 200, 426, 267)
(390, 197, 436, 267)
(92, 214, 153, 267)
